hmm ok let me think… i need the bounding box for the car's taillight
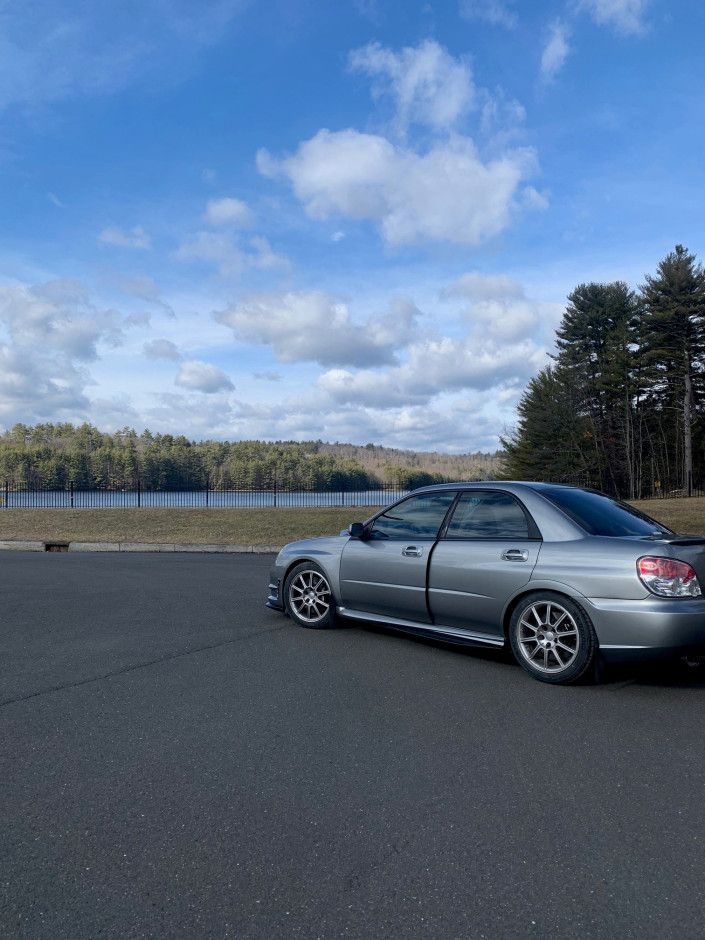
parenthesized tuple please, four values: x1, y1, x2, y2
(637, 556, 702, 597)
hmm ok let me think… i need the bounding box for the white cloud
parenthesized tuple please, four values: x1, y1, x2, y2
(256, 397, 503, 453)
(479, 88, 527, 144)
(580, 0, 651, 35)
(459, 1, 518, 29)
(0, 279, 132, 423)
(258, 40, 543, 249)
(144, 339, 181, 361)
(258, 129, 540, 247)
(444, 271, 526, 302)
(175, 232, 290, 277)
(215, 291, 417, 367)
(317, 336, 545, 407)
(203, 197, 255, 227)
(48, 192, 66, 208)
(0, 280, 124, 360)
(248, 236, 291, 271)
(98, 225, 152, 250)
(540, 21, 571, 83)
(444, 271, 562, 341)
(175, 360, 234, 393)
(0, 343, 90, 422)
(349, 39, 475, 133)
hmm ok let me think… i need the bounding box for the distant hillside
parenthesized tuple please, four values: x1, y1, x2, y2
(318, 442, 503, 482)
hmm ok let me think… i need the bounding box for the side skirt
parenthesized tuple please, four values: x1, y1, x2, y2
(338, 607, 505, 649)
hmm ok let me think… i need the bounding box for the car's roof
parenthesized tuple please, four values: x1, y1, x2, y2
(411, 480, 584, 493)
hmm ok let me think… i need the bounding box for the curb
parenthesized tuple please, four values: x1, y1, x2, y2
(0, 540, 283, 554)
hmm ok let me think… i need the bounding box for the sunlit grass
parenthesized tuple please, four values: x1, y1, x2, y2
(0, 507, 381, 546)
(629, 497, 705, 534)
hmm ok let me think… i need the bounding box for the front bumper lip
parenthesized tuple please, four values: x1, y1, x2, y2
(267, 578, 284, 611)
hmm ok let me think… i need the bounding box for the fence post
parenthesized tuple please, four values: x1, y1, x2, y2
(137, 479, 141, 508)
(70, 481, 74, 509)
(205, 473, 210, 508)
(4, 480, 7, 508)
(273, 475, 277, 508)
(689, 470, 693, 498)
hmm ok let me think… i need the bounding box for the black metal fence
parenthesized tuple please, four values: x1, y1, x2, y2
(3, 477, 705, 509)
(0, 481, 412, 509)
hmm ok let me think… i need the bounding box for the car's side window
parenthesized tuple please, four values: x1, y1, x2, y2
(445, 491, 530, 540)
(369, 492, 456, 540)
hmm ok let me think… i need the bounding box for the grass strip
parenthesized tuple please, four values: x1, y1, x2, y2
(0, 507, 381, 546)
(0, 498, 703, 547)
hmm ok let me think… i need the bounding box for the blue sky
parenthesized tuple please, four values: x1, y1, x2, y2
(1, 0, 703, 452)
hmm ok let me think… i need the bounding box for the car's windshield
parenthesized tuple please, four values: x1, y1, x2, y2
(537, 486, 673, 537)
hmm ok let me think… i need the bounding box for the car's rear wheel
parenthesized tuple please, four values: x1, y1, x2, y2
(509, 592, 597, 684)
(284, 562, 336, 629)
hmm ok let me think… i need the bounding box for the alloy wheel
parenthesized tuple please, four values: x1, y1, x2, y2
(288, 569, 331, 625)
(516, 600, 580, 674)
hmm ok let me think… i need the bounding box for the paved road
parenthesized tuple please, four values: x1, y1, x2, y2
(2, 552, 705, 939)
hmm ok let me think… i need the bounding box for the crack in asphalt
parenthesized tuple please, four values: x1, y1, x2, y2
(0, 623, 288, 709)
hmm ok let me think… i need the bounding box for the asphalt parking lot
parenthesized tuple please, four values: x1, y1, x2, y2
(2, 551, 705, 939)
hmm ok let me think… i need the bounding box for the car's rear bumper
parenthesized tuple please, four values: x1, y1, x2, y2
(584, 595, 705, 661)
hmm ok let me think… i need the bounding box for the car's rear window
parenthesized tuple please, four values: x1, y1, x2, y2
(538, 486, 673, 537)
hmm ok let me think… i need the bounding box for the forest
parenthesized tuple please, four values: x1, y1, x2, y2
(0, 424, 501, 492)
(502, 245, 705, 498)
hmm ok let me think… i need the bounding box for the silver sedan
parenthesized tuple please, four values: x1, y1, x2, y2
(267, 482, 705, 684)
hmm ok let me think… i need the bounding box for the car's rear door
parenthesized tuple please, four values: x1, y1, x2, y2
(428, 491, 541, 637)
(339, 491, 456, 623)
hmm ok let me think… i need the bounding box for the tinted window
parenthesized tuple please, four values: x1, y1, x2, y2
(369, 492, 456, 540)
(445, 491, 530, 539)
(539, 486, 673, 537)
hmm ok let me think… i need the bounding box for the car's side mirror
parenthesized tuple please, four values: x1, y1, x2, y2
(348, 522, 365, 538)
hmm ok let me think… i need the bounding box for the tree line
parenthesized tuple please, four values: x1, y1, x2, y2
(502, 245, 705, 498)
(0, 425, 498, 491)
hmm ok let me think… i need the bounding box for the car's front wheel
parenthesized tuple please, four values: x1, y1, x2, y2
(509, 592, 597, 684)
(284, 562, 336, 629)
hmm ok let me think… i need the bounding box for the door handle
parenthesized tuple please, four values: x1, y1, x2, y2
(501, 549, 529, 562)
(402, 546, 423, 557)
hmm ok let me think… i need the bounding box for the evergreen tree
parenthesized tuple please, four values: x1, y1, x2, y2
(640, 245, 705, 491)
(501, 366, 596, 481)
(554, 281, 642, 496)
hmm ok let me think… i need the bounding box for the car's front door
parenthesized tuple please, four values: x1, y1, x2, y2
(339, 491, 456, 623)
(428, 491, 542, 636)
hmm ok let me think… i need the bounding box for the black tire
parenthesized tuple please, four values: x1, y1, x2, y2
(284, 562, 337, 629)
(509, 591, 597, 685)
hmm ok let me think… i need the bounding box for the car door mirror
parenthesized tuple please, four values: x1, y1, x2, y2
(348, 522, 365, 538)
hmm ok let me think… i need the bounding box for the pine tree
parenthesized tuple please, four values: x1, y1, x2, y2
(501, 366, 596, 481)
(640, 245, 705, 492)
(554, 281, 641, 495)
